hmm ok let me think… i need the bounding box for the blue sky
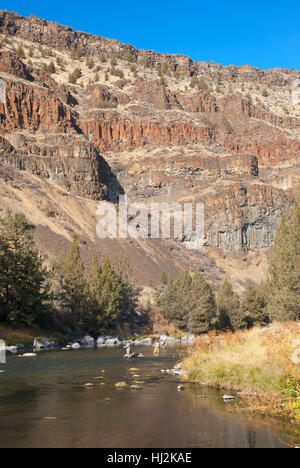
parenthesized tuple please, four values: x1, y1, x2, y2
(3, 1, 300, 69)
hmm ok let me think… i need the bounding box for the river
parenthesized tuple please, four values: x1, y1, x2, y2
(0, 345, 295, 448)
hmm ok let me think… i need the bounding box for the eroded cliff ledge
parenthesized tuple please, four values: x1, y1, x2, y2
(0, 11, 299, 280)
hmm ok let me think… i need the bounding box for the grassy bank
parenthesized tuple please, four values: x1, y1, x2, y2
(0, 324, 68, 347)
(181, 322, 300, 422)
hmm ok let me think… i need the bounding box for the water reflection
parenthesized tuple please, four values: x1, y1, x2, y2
(0, 347, 293, 448)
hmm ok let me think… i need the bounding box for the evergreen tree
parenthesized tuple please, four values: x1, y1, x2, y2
(157, 271, 188, 330)
(188, 273, 216, 334)
(216, 280, 242, 331)
(242, 283, 269, 327)
(53, 236, 91, 330)
(0, 212, 52, 326)
(267, 189, 300, 321)
(89, 257, 137, 330)
(157, 270, 216, 334)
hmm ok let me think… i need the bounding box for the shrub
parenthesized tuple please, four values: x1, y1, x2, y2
(16, 45, 26, 59)
(71, 45, 84, 60)
(86, 58, 95, 69)
(42, 61, 56, 74)
(160, 76, 168, 87)
(68, 67, 82, 84)
(110, 54, 118, 66)
(125, 51, 136, 63)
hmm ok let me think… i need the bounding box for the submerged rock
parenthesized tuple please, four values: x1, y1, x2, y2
(115, 382, 128, 388)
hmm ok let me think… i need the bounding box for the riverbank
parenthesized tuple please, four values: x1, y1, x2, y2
(0, 324, 68, 347)
(181, 322, 300, 423)
(0, 322, 196, 355)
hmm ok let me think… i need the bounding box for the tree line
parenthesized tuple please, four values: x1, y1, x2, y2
(157, 188, 300, 334)
(0, 211, 137, 333)
(0, 187, 298, 335)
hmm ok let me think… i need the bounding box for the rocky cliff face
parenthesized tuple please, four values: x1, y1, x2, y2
(0, 10, 299, 287)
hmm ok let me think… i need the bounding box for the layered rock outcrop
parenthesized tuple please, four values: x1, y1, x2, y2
(0, 10, 299, 260)
(0, 133, 110, 199)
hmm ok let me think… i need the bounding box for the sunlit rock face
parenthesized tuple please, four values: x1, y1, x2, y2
(0, 10, 299, 260)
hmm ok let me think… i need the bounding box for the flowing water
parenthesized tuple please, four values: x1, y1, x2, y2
(0, 345, 295, 448)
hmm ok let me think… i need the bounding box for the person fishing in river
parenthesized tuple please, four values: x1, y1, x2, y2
(153, 340, 160, 356)
(124, 340, 131, 358)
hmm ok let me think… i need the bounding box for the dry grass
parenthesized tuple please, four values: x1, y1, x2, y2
(182, 322, 300, 421)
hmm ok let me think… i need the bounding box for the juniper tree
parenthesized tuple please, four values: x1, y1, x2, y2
(241, 283, 269, 327)
(188, 273, 216, 334)
(0, 212, 53, 326)
(157, 270, 216, 334)
(89, 257, 137, 330)
(53, 236, 91, 330)
(216, 279, 242, 331)
(267, 189, 300, 321)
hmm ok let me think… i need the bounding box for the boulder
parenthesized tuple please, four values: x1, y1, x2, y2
(6, 346, 18, 354)
(33, 338, 46, 350)
(106, 337, 120, 346)
(33, 338, 57, 350)
(71, 343, 80, 349)
(95, 336, 106, 346)
(80, 335, 95, 347)
(138, 337, 153, 345)
(15, 344, 25, 351)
